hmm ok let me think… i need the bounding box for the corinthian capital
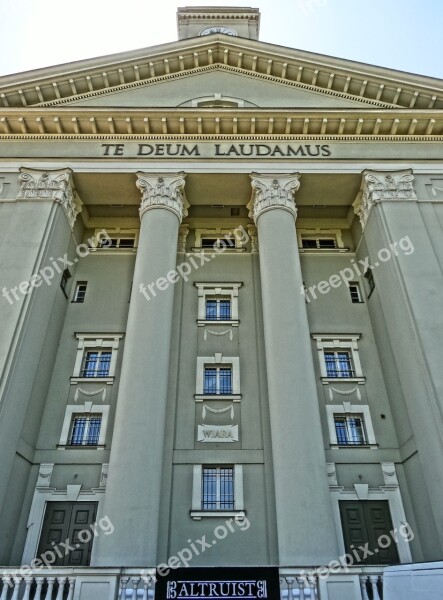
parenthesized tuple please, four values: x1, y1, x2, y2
(17, 167, 82, 229)
(136, 172, 188, 222)
(247, 172, 301, 223)
(353, 169, 417, 229)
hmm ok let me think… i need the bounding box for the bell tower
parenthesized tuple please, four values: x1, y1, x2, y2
(177, 6, 260, 40)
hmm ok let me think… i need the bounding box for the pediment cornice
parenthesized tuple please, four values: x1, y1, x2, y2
(0, 107, 442, 140)
(1, 36, 443, 110)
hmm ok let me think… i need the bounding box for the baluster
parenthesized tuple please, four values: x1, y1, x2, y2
(285, 577, 295, 600)
(55, 577, 66, 600)
(22, 576, 34, 600)
(359, 576, 370, 600)
(34, 577, 44, 600)
(119, 576, 130, 600)
(141, 577, 152, 600)
(370, 575, 382, 600)
(11, 577, 22, 600)
(66, 577, 76, 600)
(307, 576, 318, 600)
(131, 577, 140, 600)
(44, 577, 56, 600)
(296, 576, 307, 600)
(0, 576, 12, 600)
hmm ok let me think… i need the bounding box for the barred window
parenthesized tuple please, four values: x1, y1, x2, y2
(334, 415, 367, 446)
(204, 366, 232, 394)
(81, 350, 112, 378)
(73, 282, 87, 303)
(202, 466, 235, 510)
(324, 351, 354, 378)
(69, 414, 102, 446)
(205, 298, 231, 320)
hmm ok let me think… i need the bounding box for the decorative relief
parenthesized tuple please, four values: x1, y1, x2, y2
(328, 386, 362, 402)
(326, 463, 338, 487)
(73, 386, 107, 402)
(136, 171, 188, 222)
(99, 464, 109, 489)
(178, 224, 190, 252)
(37, 463, 54, 488)
(381, 462, 399, 486)
(203, 328, 233, 341)
(353, 169, 417, 229)
(197, 404, 239, 443)
(247, 225, 258, 252)
(17, 168, 82, 229)
(247, 172, 301, 223)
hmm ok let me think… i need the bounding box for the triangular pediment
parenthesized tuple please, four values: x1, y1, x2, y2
(66, 67, 369, 109)
(1, 36, 443, 110)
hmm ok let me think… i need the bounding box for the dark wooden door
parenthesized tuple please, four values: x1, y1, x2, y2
(37, 502, 97, 566)
(339, 500, 400, 565)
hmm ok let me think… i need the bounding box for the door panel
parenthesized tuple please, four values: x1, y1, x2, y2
(37, 502, 97, 566)
(339, 500, 399, 565)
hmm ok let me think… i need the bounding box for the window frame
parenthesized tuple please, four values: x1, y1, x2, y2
(326, 404, 376, 447)
(298, 229, 346, 252)
(333, 414, 367, 446)
(71, 334, 124, 381)
(349, 282, 363, 303)
(312, 334, 365, 382)
(72, 281, 87, 303)
(68, 413, 103, 447)
(203, 365, 233, 395)
(59, 403, 109, 448)
(195, 283, 241, 325)
(191, 464, 245, 520)
(196, 354, 240, 400)
(194, 229, 246, 252)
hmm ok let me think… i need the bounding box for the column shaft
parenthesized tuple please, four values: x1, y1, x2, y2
(93, 173, 186, 566)
(249, 173, 338, 565)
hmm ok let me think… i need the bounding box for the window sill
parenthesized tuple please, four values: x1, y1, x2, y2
(299, 248, 349, 254)
(195, 394, 242, 402)
(322, 377, 365, 384)
(57, 444, 106, 450)
(197, 320, 239, 327)
(190, 510, 246, 521)
(70, 377, 114, 384)
(191, 247, 246, 254)
(330, 444, 378, 450)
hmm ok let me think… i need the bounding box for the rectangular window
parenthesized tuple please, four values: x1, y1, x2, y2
(201, 236, 236, 249)
(73, 282, 87, 303)
(99, 237, 135, 248)
(334, 414, 367, 446)
(60, 268, 71, 296)
(204, 366, 232, 394)
(205, 298, 231, 320)
(202, 466, 235, 510)
(81, 350, 112, 378)
(69, 414, 102, 446)
(324, 351, 354, 378)
(301, 237, 337, 249)
(349, 283, 362, 303)
(365, 269, 375, 296)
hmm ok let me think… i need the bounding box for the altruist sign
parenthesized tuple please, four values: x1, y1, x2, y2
(156, 568, 280, 600)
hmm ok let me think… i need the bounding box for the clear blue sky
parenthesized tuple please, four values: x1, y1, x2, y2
(1, 0, 442, 79)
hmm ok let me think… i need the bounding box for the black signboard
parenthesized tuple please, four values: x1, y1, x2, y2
(156, 568, 281, 600)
